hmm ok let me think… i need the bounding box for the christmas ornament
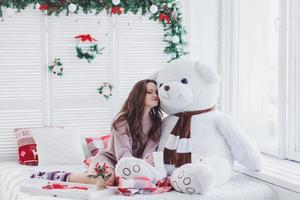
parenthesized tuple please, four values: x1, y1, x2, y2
(149, 5, 158, 14)
(111, 6, 122, 15)
(159, 13, 171, 24)
(48, 58, 64, 77)
(112, 0, 120, 6)
(97, 82, 113, 100)
(68, 3, 77, 13)
(171, 35, 180, 44)
(39, 4, 50, 14)
(74, 34, 104, 63)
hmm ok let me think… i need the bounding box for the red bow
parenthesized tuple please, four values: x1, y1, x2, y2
(39, 4, 50, 11)
(111, 6, 123, 15)
(159, 13, 171, 24)
(74, 34, 97, 42)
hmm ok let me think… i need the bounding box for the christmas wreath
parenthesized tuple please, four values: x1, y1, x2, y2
(74, 34, 104, 63)
(97, 82, 113, 100)
(48, 58, 63, 77)
(0, 0, 188, 62)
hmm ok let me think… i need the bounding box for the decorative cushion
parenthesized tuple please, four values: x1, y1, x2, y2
(15, 127, 62, 166)
(83, 134, 111, 166)
(85, 134, 111, 156)
(31, 128, 85, 166)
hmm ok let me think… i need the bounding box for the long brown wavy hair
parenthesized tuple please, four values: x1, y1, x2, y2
(112, 79, 162, 157)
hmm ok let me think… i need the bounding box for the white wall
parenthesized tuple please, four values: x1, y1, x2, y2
(189, 0, 219, 67)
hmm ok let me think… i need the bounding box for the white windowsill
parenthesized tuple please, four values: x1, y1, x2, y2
(234, 155, 300, 194)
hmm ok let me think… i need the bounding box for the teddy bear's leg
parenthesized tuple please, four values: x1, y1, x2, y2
(170, 155, 232, 194)
(115, 157, 165, 183)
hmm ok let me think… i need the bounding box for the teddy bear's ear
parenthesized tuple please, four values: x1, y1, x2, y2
(149, 71, 159, 80)
(195, 62, 221, 83)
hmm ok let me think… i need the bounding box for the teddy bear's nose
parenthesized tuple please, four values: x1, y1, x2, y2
(164, 85, 170, 91)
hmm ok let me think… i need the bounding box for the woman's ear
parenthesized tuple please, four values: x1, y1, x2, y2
(195, 62, 221, 84)
(149, 71, 159, 80)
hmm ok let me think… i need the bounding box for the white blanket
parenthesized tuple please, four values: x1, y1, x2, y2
(0, 162, 277, 200)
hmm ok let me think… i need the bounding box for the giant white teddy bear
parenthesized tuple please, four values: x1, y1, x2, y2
(114, 59, 262, 195)
(154, 59, 263, 194)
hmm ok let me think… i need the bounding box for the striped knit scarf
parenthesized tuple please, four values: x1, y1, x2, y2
(163, 106, 215, 168)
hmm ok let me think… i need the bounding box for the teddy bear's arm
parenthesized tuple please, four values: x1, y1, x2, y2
(216, 116, 263, 171)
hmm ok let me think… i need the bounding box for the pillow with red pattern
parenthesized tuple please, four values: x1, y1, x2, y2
(14, 127, 63, 166)
(84, 134, 111, 166)
(85, 134, 111, 156)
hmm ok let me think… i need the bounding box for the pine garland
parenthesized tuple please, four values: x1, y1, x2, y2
(0, 0, 188, 62)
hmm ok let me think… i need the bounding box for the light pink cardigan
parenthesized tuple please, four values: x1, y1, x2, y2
(89, 115, 158, 170)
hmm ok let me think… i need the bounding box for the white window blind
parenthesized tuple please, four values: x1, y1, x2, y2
(0, 9, 172, 161)
(0, 8, 45, 161)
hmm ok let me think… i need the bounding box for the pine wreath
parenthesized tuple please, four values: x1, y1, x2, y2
(75, 34, 105, 63)
(48, 58, 63, 77)
(0, 0, 188, 62)
(97, 82, 113, 100)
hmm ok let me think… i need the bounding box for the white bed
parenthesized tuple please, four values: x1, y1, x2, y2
(0, 161, 278, 200)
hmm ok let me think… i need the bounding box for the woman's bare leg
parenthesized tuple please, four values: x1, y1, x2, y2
(67, 167, 115, 186)
(68, 173, 97, 184)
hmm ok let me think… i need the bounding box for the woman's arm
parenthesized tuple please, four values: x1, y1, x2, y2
(113, 122, 133, 161)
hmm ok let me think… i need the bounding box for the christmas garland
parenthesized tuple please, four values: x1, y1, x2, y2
(0, 0, 188, 62)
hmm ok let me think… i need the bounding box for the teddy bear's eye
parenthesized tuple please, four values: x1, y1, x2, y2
(181, 78, 188, 84)
(159, 83, 163, 88)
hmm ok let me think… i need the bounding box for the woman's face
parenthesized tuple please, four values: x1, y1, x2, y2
(144, 82, 159, 108)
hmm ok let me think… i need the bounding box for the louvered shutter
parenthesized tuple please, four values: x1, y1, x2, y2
(0, 8, 45, 160)
(48, 12, 113, 137)
(115, 13, 168, 109)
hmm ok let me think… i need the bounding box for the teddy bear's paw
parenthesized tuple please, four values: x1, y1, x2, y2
(170, 164, 215, 194)
(115, 157, 154, 181)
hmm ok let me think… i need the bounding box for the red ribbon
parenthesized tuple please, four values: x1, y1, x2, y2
(39, 4, 50, 11)
(111, 6, 123, 15)
(159, 13, 171, 24)
(74, 34, 97, 42)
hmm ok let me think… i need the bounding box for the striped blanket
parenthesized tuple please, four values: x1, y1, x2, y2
(114, 176, 172, 196)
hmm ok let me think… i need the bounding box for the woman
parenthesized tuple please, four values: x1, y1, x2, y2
(67, 79, 162, 186)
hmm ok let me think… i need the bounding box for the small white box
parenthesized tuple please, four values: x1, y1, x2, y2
(20, 180, 115, 200)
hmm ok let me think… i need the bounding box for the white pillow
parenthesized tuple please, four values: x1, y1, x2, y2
(31, 128, 85, 166)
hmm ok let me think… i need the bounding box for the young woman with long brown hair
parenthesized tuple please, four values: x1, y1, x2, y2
(67, 79, 163, 186)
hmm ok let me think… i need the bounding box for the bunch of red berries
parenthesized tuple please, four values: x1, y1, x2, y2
(94, 162, 109, 179)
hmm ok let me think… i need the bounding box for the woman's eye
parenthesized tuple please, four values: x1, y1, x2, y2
(159, 83, 163, 87)
(181, 78, 188, 84)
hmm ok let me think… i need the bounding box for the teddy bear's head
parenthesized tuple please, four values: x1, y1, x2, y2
(152, 60, 221, 115)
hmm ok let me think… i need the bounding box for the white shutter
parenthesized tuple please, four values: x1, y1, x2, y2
(48, 12, 113, 136)
(0, 9, 177, 160)
(115, 13, 168, 108)
(0, 8, 45, 160)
